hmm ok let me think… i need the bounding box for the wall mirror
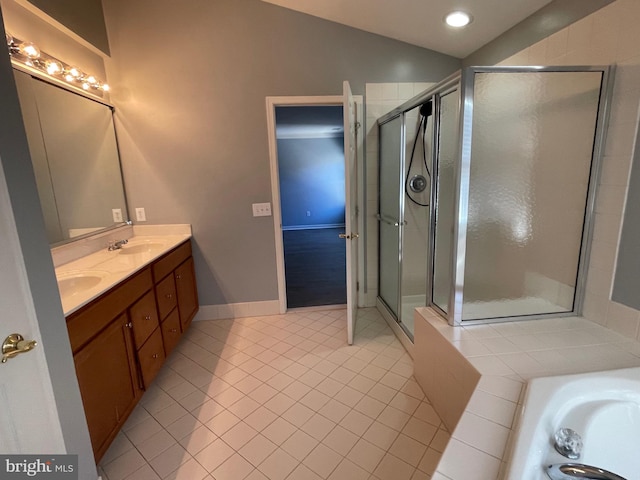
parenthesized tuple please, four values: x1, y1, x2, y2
(13, 69, 128, 246)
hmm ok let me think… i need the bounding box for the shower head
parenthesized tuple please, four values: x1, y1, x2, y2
(420, 100, 433, 118)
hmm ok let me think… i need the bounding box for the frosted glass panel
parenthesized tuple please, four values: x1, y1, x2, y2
(462, 71, 602, 320)
(432, 91, 459, 313)
(379, 116, 402, 317)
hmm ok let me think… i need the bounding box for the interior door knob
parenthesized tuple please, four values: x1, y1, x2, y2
(2, 334, 37, 363)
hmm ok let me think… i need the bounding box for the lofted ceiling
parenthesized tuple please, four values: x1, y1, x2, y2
(260, 0, 554, 58)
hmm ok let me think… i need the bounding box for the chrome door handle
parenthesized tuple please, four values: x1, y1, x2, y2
(375, 214, 405, 227)
(339, 233, 359, 240)
(2, 334, 37, 363)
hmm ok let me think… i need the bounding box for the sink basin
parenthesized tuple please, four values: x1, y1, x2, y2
(57, 271, 107, 297)
(118, 242, 166, 255)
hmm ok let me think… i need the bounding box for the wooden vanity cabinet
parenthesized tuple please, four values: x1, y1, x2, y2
(67, 268, 152, 461)
(66, 239, 198, 462)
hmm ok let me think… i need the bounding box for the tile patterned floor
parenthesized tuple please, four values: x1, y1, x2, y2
(98, 308, 449, 480)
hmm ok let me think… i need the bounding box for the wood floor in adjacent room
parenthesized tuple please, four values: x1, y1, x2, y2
(97, 308, 448, 480)
(283, 227, 347, 308)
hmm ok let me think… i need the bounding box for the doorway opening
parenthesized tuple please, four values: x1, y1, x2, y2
(266, 88, 362, 345)
(275, 105, 346, 308)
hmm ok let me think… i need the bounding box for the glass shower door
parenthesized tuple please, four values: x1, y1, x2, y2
(378, 116, 403, 319)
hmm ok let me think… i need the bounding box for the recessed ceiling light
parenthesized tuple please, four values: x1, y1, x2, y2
(445, 11, 473, 28)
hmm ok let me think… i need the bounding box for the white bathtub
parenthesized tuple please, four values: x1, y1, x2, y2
(506, 366, 640, 480)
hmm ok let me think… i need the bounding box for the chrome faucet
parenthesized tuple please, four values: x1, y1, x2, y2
(108, 239, 128, 251)
(547, 463, 628, 480)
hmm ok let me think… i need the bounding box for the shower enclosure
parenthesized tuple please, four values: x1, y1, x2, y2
(377, 66, 612, 334)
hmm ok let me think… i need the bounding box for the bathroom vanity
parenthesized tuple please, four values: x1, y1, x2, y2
(56, 229, 198, 462)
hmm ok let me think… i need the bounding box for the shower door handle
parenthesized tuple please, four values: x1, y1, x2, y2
(376, 214, 405, 227)
(339, 233, 359, 240)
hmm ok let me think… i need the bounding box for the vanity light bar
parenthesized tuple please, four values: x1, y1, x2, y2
(5, 33, 110, 93)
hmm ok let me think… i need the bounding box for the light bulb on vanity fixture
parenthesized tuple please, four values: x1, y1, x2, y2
(18, 41, 40, 59)
(45, 60, 62, 75)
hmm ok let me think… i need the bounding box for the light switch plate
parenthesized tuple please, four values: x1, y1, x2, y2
(112, 208, 123, 223)
(135, 207, 147, 222)
(252, 202, 272, 217)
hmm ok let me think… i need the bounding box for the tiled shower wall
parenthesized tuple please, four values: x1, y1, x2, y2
(364, 0, 640, 343)
(364, 83, 434, 307)
(498, 0, 640, 341)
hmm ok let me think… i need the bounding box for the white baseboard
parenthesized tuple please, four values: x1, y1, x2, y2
(194, 300, 281, 321)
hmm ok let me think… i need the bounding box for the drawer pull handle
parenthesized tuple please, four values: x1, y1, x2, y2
(170, 328, 178, 333)
(152, 353, 159, 359)
(145, 315, 152, 321)
(126, 322, 133, 329)
(166, 294, 173, 299)
(176, 274, 182, 280)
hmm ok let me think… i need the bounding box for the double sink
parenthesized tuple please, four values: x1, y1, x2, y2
(54, 235, 190, 316)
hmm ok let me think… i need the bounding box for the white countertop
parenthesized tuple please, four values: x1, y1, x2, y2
(415, 307, 640, 480)
(54, 225, 192, 316)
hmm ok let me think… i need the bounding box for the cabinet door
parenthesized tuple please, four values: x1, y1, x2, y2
(74, 314, 138, 461)
(129, 289, 160, 348)
(175, 257, 198, 330)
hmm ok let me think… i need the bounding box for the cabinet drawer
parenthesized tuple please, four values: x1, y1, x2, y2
(138, 327, 165, 389)
(156, 274, 177, 320)
(129, 290, 160, 348)
(152, 241, 191, 282)
(161, 309, 181, 357)
(67, 268, 153, 353)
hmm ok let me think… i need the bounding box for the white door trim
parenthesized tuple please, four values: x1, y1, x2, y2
(265, 95, 363, 314)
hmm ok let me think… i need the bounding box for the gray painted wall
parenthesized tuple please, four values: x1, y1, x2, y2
(613, 123, 640, 310)
(102, 0, 461, 306)
(277, 136, 345, 228)
(26, 0, 110, 54)
(0, 8, 96, 480)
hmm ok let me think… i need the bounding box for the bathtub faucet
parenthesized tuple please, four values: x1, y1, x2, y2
(547, 463, 628, 480)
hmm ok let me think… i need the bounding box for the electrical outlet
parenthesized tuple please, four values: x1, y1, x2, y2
(135, 207, 147, 222)
(112, 208, 123, 223)
(252, 202, 272, 217)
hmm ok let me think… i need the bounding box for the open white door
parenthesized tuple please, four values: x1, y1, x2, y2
(343, 81, 358, 345)
(0, 163, 66, 454)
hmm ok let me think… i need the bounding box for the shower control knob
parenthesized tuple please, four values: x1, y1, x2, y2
(554, 428, 583, 459)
